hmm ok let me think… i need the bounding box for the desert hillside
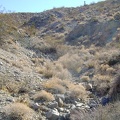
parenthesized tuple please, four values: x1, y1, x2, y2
(0, 0, 120, 120)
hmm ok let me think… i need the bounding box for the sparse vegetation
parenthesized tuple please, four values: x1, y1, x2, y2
(70, 101, 120, 120)
(114, 12, 120, 20)
(0, 0, 120, 119)
(69, 84, 88, 100)
(33, 90, 55, 102)
(3, 103, 38, 120)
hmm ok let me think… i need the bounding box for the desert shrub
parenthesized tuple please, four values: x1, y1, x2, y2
(3, 103, 38, 120)
(54, 67, 72, 80)
(100, 64, 110, 72)
(33, 90, 55, 102)
(36, 60, 54, 78)
(108, 54, 120, 66)
(36, 61, 72, 80)
(96, 82, 110, 96)
(106, 67, 115, 74)
(86, 60, 96, 69)
(89, 17, 99, 23)
(0, 74, 24, 93)
(0, 14, 19, 45)
(97, 49, 120, 65)
(114, 12, 120, 20)
(69, 101, 120, 120)
(56, 45, 73, 57)
(24, 25, 36, 37)
(5, 80, 30, 94)
(18, 87, 29, 94)
(80, 75, 90, 82)
(58, 53, 84, 75)
(92, 74, 112, 96)
(93, 74, 112, 83)
(43, 69, 53, 78)
(5, 81, 20, 93)
(43, 77, 67, 94)
(0, 74, 9, 90)
(68, 84, 88, 100)
(109, 74, 120, 101)
(43, 77, 87, 100)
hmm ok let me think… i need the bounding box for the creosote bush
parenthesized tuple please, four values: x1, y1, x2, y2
(33, 90, 55, 102)
(69, 84, 88, 100)
(43, 77, 67, 94)
(3, 103, 38, 120)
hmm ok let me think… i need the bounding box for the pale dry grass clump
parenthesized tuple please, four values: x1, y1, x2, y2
(93, 74, 112, 83)
(43, 77, 88, 100)
(33, 90, 55, 102)
(96, 82, 110, 96)
(80, 75, 90, 82)
(53, 67, 72, 80)
(92, 74, 113, 96)
(36, 61, 72, 80)
(100, 64, 110, 72)
(70, 101, 120, 120)
(3, 102, 38, 120)
(43, 77, 67, 94)
(85, 59, 96, 69)
(5, 81, 21, 93)
(97, 48, 120, 63)
(35, 60, 54, 78)
(68, 84, 88, 100)
(58, 53, 84, 74)
(5, 81, 30, 94)
(109, 74, 120, 100)
(106, 67, 115, 74)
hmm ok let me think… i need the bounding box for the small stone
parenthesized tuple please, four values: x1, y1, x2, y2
(29, 102, 40, 110)
(65, 109, 70, 113)
(101, 97, 110, 106)
(88, 99, 98, 108)
(58, 107, 64, 112)
(58, 98, 64, 107)
(71, 104, 76, 109)
(85, 105, 90, 109)
(46, 108, 60, 120)
(6, 98, 15, 102)
(76, 103, 84, 107)
(0, 62, 3, 65)
(55, 94, 65, 101)
(48, 101, 58, 109)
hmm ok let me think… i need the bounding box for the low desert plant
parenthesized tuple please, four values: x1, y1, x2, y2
(53, 67, 72, 80)
(3, 103, 38, 120)
(106, 67, 115, 74)
(93, 74, 112, 83)
(33, 90, 55, 102)
(114, 12, 120, 20)
(43, 77, 67, 94)
(80, 75, 90, 82)
(109, 73, 120, 101)
(68, 84, 88, 100)
(69, 101, 120, 120)
(58, 53, 84, 75)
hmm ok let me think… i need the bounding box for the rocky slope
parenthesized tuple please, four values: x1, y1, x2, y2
(0, 0, 120, 120)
